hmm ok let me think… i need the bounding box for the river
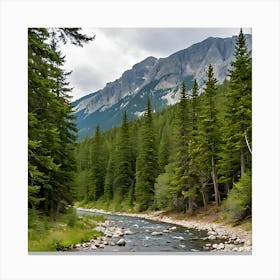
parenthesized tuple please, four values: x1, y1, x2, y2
(73, 209, 217, 253)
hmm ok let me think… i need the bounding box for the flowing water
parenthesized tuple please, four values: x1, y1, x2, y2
(73, 209, 214, 253)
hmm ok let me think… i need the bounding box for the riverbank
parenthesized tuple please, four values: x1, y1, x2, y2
(76, 207, 252, 252)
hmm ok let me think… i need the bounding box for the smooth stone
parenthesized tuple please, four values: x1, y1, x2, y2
(151, 231, 163, 236)
(172, 236, 184, 241)
(212, 244, 218, 249)
(208, 235, 216, 240)
(91, 245, 97, 249)
(110, 242, 116, 246)
(117, 238, 126, 246)
(169, 226, 177, 231)
(208, 231, 217, 236)
(112, 234, 120, 238)
(124, 230, 134, 235)
(163, 229, 170, 233)
(217, 243, 225, 250)
(190, 248, 199, 252)
(99, 244, 105, 249)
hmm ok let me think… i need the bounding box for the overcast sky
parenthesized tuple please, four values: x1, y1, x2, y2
(60, 28, 251, 101)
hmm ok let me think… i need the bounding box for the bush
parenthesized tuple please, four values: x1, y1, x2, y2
(223, 172, 252, 221)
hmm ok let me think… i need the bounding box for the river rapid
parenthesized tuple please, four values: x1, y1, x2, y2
(72, 209, 224, 253)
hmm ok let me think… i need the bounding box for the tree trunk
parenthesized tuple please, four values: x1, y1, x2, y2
(225, 181, 230, 195)
(201, 183, 208, 211)
(240, 148, 245, 177)
(211, 155, 220, 206)
(188, 197, 193, 215)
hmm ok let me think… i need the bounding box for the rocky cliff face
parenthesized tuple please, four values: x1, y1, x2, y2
(73, 34, 252, 140)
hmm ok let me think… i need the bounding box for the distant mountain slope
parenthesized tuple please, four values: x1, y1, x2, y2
(73, 34, 252, 140)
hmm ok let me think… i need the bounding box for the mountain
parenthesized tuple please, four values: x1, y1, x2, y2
(73, 34, 252, 140)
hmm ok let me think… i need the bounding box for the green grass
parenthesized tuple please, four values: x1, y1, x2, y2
(28, 208, 105, 252)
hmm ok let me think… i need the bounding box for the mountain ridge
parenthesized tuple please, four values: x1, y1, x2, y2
(73, 34, 252, 140)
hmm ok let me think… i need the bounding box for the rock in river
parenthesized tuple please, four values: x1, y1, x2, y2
(151, 231, 163, 236)
(117, 238, 126, 246)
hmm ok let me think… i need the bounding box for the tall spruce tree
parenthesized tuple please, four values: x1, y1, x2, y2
(28, 28, 94, 218)
(135, 98, 158, 211)
(89, 125, 108, 201)
(113, 111, 134, 201)
(220, 29, 252, 183)
(170, 83, 194, 213)
(199, 65, 220, 206)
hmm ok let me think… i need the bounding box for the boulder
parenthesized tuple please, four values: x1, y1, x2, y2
(117, 238, 126, 246)
(91, 244, 97, 249)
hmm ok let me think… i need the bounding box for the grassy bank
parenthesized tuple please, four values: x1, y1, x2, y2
(28, 208, 105, 252)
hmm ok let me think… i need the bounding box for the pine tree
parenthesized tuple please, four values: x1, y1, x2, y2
(113, 111, 134, 201)
(135, 98, 158, 211)
(170, 83, 194, 213)
(229, 29, 251, 176)
(28, 28, 94, 218)
(199, 65, 221, 206)
(89, 125, 108, 201)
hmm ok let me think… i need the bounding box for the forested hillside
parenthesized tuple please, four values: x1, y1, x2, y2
(28, 28, 251, 251)
(74, 29, 252, 221)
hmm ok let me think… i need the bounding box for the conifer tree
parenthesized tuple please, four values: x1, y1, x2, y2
(89, 125, 108, 201)
(199, 65, 221, 206)
(135, 98, 158, 211)
(28, 28, 93, 218)
(170, 83, 194, 213)
(113, 111, 134, 200)
(220, 29, 252, 181)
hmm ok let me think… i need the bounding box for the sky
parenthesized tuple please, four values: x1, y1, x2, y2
(60, 28, 251, 101)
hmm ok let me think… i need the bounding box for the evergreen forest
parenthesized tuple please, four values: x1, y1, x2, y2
(28, 28, 252, 251)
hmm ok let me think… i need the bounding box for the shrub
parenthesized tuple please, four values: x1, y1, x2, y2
(223, 172, 252, 221)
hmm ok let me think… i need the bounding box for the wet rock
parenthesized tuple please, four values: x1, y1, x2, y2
(190, 248, 199, 252)
(151, 231, 163, 236)
(117, 238, 126, 246)
(163, 229, 170, 233)
(169, 226, 177, 231)
(99, 244, 105, 249)
(124, 230, 134, 235)
(112, 234, 120, 238)
(208, 235, 216, 240)
(212, 244, 218, 249)
(110, 242, 116, 246)
(91, 244, 97, 249)
(208, 231, 217, 236)
(172, 236, 184, 241)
